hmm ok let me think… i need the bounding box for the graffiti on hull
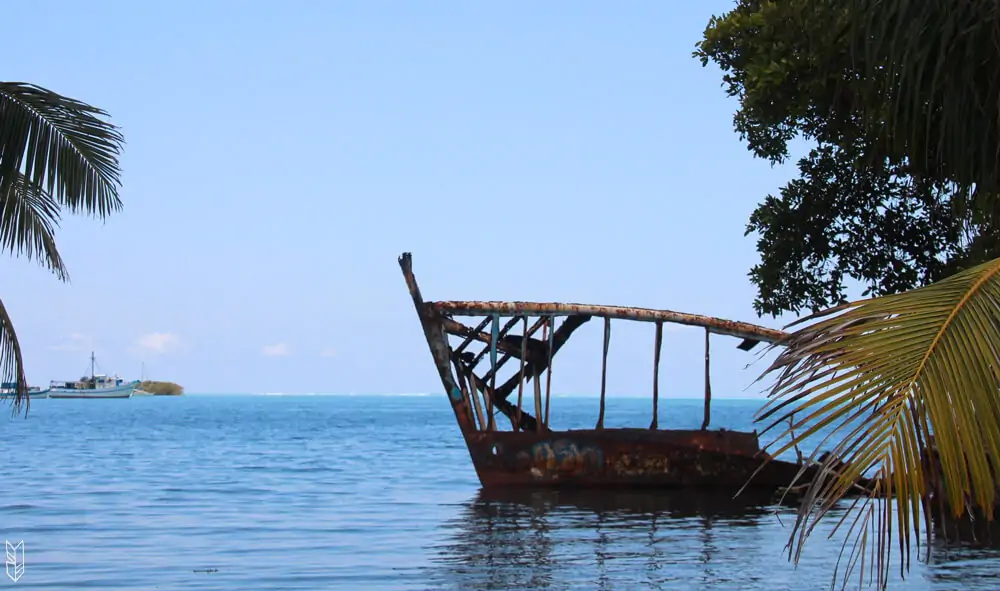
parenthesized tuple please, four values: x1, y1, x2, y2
(522, 439, 604, 478)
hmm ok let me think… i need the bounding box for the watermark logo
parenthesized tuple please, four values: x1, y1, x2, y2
(5, 540, 23, 582)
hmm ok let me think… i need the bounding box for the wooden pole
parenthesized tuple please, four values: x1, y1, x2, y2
(516, 316, 528, 431)
(460, 361, 486, 431)
(534, 319, 547, 431)
(651, 321, 662, 430)
(544, 316, 555, 428)
(487, 314, 499, 431)
(702, 327, 711, 431)
(533, 372, 544, 432)
(597, 317, 610, 430)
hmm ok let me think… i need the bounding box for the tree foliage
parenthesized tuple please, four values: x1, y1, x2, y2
(0, 82, 125, 413)
(138, 380, 184, 396)
(695, 0, 1000, 318)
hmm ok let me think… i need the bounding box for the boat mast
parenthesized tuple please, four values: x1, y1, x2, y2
(91, 351, 96, 384)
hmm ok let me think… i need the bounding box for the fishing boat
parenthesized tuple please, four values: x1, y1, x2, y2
(48, 352, 138, 399)
(398, 252, 873, 494)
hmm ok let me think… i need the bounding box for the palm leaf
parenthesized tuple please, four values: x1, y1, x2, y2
(834, 0, 1000, 197)
(0, 296, 28, 415)
(1, 174, 68, 281)
(755, 256, 1000, 590)
(0, 81, 124, 218)
(0, 81, 125, 417)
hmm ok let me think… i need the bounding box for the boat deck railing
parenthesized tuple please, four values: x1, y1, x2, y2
(399, 252, 790, 437)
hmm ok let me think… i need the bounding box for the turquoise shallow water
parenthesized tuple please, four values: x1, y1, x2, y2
(1, 394, 998, 590)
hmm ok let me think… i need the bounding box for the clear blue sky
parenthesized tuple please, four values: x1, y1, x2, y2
(2, 1, 815, 398)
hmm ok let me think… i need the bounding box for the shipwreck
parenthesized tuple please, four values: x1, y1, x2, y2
(399, 252, 837, 492)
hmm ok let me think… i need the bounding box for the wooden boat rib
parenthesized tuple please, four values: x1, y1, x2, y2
(399, 252, 871, 494)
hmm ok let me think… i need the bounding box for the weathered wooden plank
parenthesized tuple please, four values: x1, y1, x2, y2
(428, 300, 786, 346)
(398, 254, 477, 436)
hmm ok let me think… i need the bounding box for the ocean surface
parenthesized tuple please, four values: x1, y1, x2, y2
(2, 394, 999, 590)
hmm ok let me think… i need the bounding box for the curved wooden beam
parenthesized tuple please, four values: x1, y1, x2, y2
(427, 300, 787, 347)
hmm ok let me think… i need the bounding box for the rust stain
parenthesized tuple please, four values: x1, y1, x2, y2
(613, 452, 671, 477)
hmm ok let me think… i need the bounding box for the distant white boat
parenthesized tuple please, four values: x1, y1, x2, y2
(48, 352, 138, 399)
(0, 384, 49, 399)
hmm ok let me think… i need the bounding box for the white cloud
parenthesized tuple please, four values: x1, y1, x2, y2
(48, 333, 91, 352)
(135, 332, 180, 354)
(320, 348, 337, 358)
(262, 343, 291, 357)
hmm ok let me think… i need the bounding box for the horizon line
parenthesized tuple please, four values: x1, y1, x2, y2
(175, 392, 771, 400)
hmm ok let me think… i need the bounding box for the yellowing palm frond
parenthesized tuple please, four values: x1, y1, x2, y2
(756, 256, 1000, 590)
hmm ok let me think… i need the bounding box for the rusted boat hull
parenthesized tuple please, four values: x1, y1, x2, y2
(398, 251, 851, 495)
(466, 428, 806, 490)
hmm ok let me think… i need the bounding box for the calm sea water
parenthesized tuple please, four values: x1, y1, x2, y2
(1, 395, 998, 590)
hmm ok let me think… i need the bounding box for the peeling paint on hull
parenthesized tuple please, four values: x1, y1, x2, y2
(464, 428, 805, 491)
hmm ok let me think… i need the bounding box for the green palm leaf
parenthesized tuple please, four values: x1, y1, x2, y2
(0, 81, 124, 415)
(835, 0, 1000, 198)
(755, 256, 1000, 589)
(2, 174, 68, 281)
(0, 81, 124, 218)
(0, 296, 28, 415)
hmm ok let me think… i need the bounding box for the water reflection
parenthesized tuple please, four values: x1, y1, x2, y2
(427, 489, 792, 591)
(426, 489, 1000, 590)
(923, 519, 1000, 587)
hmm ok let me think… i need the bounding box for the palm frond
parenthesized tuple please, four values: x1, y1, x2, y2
(1, 174, 68, 281)
(755, 256, 1000, 590)
(0, 296, 28, 416)
(836, 0, 1000, 195)
(0, 81, 124, 219)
